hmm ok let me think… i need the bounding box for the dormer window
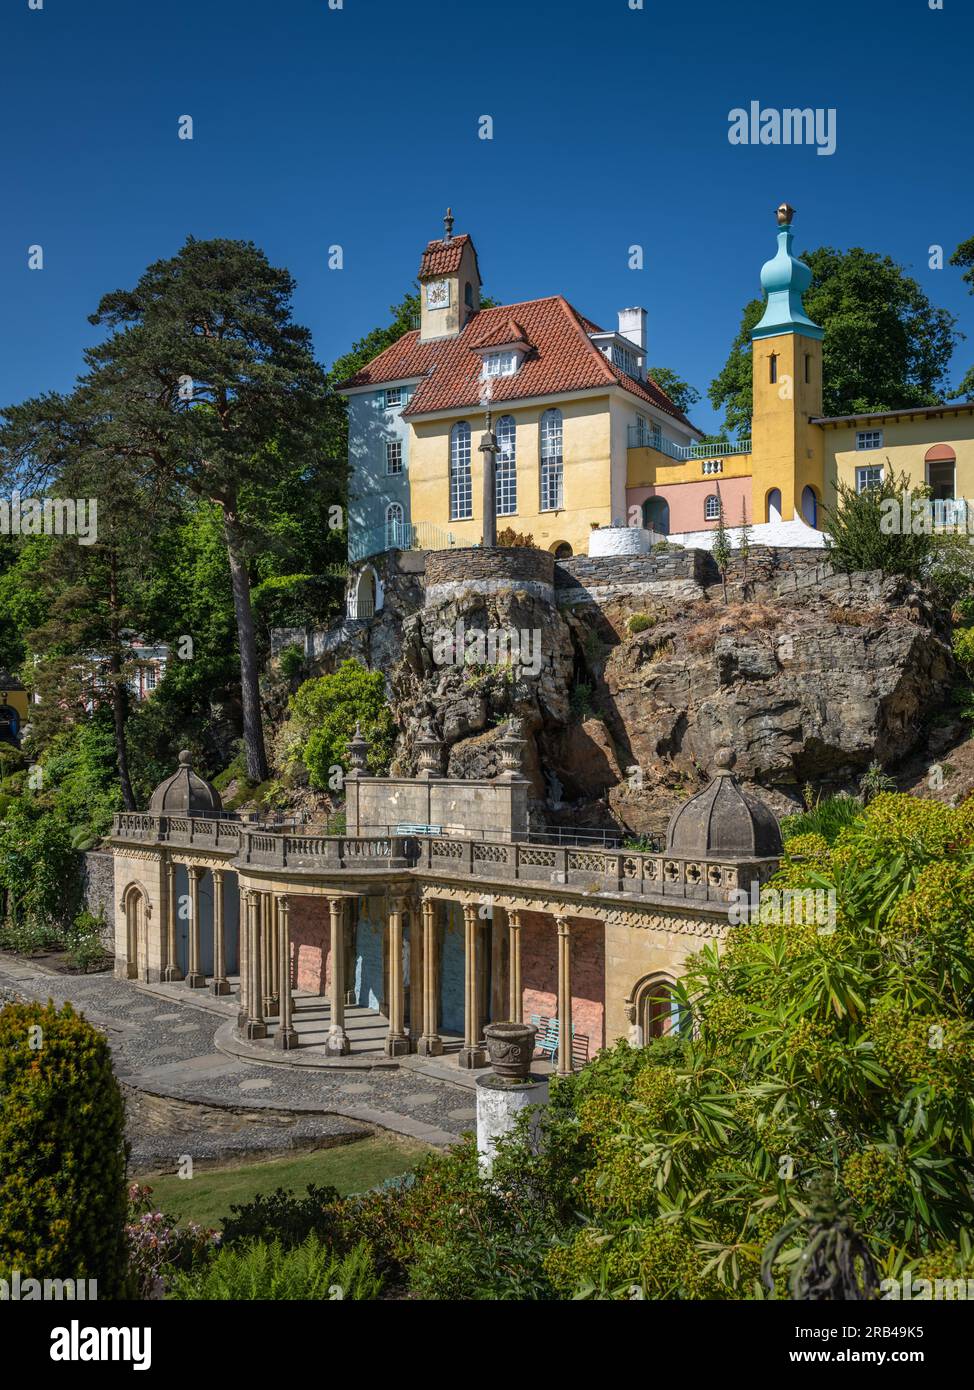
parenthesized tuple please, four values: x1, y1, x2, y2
(613, 344, 640, 378)
(482, 350, 519, 378)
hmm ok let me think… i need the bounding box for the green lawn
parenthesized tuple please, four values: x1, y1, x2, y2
(134, 1135, 432, 1229)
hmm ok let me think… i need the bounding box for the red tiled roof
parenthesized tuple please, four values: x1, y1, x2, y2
(335, 296, 695, 429)
(417, 233, 474, 279)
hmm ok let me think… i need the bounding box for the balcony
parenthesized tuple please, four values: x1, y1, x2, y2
(627, 425, 752, 460)
(347, 519, 459, 565)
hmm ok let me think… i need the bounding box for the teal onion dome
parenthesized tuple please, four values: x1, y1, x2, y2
(751, 208, 823, 341)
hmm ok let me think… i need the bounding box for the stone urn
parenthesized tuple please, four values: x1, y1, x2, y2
(484, 1021, 537, 1080)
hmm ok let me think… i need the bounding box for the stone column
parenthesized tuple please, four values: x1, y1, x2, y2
(408, 898, 424, 1050)
(327, 898, 350, 1055)
(385, 895, 409, 1056)
(268, 894, 280, 1013)
(163, 858, 183, 982)
(508, 909, 522, 1023)
(211, 868, 230, 995)
(556, 915, 573, 1076)
(417, 895, 443, 1056)
(460, 903, 486, 1069)
(260, 892, 275, 1014)
(244, 889, 266, 1040)
(185, 866, 205, 988)
(344, 903, 356, 1006)
(275, 894, 298, 1050)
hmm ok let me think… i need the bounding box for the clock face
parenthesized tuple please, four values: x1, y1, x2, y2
(425, 279, 450, 309)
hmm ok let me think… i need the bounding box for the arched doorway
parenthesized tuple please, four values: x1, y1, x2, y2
(551, 541, 573, 559)
(642, 496, 670, 535)
(634, 975, 684, 1043)
(766, 488, 782, 524)
(348, 565, 379, 620)
(925, 444, 956, 500)
(801, 485, 819, 528)
(123, 884, 148, 981)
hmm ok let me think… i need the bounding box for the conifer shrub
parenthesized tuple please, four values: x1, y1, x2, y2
(0, 1000, 130, 1296)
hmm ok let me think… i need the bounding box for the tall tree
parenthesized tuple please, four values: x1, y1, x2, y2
(709, 246, 959, 436)
(647, 365, 701, 418)
(949, 236, 974, 400)
(81, 237, 334, 782)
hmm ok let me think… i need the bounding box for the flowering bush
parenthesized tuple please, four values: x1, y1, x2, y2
(125, 1184, 219, 1299)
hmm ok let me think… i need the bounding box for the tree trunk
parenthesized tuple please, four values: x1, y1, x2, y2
(222, 497, 268, 783)
(107, 558, 137, 811)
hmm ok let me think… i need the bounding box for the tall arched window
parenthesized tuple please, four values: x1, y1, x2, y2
(496, 415, 517, 516)
(450, 422, 472, 520)
(540, 409, 563, 511)
(637, 977, 685, 1042)
(766, 487, 782, 523)
(801, 485, 818, 528)
(385, 502, 404, 547)
(704, 494, 720, 521)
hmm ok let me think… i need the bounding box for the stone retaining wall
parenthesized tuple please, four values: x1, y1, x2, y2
(82, 850, 116, 946)
(425, 546, 555, 587)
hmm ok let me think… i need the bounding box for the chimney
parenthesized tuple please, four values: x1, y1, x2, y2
(617, 307, 647, 379)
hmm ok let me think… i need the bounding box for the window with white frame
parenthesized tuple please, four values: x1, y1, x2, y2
(385, 502, 404, 545)
(385, 440, 403, 475)
(540, 408, 564, 511)
(652, 420, 662, 450)
(856, 465, 884, 493)
(384, 386, 402, 409)
(496, 415, 517, 516)
(145, 666, 158, 691)
(704, 494, 720, 521)
(450, 421, 472, 520)
(856, 429, 883, 450)
(613, 345, 639, 378)
(482, 351, 519, 378)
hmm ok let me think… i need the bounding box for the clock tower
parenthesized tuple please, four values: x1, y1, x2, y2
(418, 209, 481, 342)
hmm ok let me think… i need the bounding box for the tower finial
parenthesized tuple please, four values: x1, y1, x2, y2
(776, 202, 796, 227)
(443, 207, 454, 241)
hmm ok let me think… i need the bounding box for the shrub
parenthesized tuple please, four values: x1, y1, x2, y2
(125, 1184, 218, 1298)
(953, 625, 974, 677)
(277, 642, 306, 683)
(167, 1235, 381, 1301)
(0, 800, 82, 931)
(780, 795, 862, 846)
(0, 1000, 130, 1296)
(824, 470, 935, 579)
(627, 613, 656, 635)
(221, 1183, 342, 1251)
(287, 660, 395, 785)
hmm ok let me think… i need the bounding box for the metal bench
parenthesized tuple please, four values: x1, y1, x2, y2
(530, 1014, 588, 1068)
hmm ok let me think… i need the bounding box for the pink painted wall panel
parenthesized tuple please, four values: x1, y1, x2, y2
(520, 911, 604, 1052)
(627, 475, 752, 533)
(290, 896, 332, 994)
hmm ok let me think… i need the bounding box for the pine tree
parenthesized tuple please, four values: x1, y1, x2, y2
(711, 483, 731, 603)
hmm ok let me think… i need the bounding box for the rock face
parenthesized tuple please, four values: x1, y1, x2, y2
(293, 547, 955, 837)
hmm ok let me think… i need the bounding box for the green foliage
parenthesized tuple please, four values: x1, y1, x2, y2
(859, 759, 897, 804)
(709, 245, 958, 436)
(949, 236, 974, 400)
(221, 1183, 342, 1251)
(167, 1235, 381, 1301)
(953, 625, 974, 676)
(824, 470, 935, 579)
(0, 1000, 130, 1296)
(627, 613, 656, 635)
(569, 681, 596, 721)
(125, 1183, 218, 1299)
(0, 800, 81, 932)
(647, 366, 701, 417)
(284, 660, 395, 785)
(780, 795, 863, 846)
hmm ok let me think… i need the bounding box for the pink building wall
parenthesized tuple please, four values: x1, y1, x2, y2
(290, 897, 332, 994)
(520, 911, 604, 1054)
(627, 475, 752, 534)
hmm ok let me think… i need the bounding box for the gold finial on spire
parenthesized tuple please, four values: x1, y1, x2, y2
(444, 206, 454, 241)
(776, 202, 796, 226)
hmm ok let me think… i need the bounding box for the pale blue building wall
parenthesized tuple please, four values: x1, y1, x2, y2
(347, 386, 413, 557)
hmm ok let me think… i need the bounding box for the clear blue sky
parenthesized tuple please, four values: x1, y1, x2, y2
(1, 0, 972, 436)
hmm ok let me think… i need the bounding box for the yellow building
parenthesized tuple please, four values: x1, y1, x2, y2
(339, 206, 974, 567)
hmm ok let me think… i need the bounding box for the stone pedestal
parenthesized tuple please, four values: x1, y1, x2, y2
(475, 1073, 549, 1175)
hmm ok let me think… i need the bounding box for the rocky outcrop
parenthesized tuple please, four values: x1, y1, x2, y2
(286, 547, 955, 839)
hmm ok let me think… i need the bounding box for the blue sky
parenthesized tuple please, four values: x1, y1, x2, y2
(1, 0, 972, 436)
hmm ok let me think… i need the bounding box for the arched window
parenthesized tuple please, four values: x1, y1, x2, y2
(642, 497, 669, 535)
(385, 502, 404, 547)
(704, 494, 720, 521)
(634, 976, 685, 1043)
(450, 422, 472, 520)
(540, 409, 564, 511)
(801, 485, 818, 528)
(553, 541, 573, 560)
(769, 354, 778, 384)
(766, 487, 782, 523)
(464, 281, 474, 309)
(496, 415, 517, 516)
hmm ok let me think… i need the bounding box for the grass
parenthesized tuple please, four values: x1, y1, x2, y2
(134, 1134, 432, 1229)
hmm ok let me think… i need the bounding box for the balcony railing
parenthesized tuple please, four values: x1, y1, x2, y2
(627, 425, 752, 460)
(348, 519, 459, 565)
